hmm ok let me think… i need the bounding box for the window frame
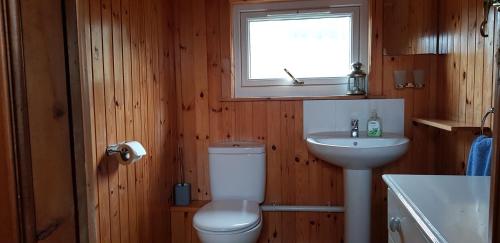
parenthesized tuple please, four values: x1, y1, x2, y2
(232, 0, 369, 98)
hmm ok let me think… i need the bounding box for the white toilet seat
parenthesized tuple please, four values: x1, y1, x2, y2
(195, 218, 262, 243)
(194, 200, 261, 232)
(193, 200, 263, 243)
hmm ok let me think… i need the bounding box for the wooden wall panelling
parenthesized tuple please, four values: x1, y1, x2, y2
(465, 0, 477, 126)
(166, 0, 180, 236)
(416, 54, 439, 174)
(159, 0, 170, 240)
(82, 0, 178, 242)
(193, 0, 211, 201)
(137, 0, 147, 238)
(121, 0, 136, 241)
(153, 0, 165, 237)
(260, 101, 282, 243)
(369, 0, 384, 96)
(176, 0, 199, 200)
(436, 0, 497, 175)
(146, 0, 155, 240)
(458, 0, 469, 124)
(89, 0, 112, 240)
(435, 0, 456, 175)
(450, 0, 461, 123)
(171, 211, 200, 243)
(102, 0, 121, 240)
(128, 0, 139, 241)
(111, 0, 129, 241)
(78, 0, 99, 242)
(88, 0, 108, 241)
(0, 1, 19, 240)
(220, 0, 233, 99)
(473, 0, 485, 126)
(278, 101, 295, 243)
(206, 0, 225, 150)
(483, 1, 496, 121)
(292, 103, 310, 242)
(144, 0, 152, 239)
(456, 0, 473, 176)
(160, 0, 178, 238)
(144, 0, 153, 240)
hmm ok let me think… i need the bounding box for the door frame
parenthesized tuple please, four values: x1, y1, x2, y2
(51, 0, 94, 241)
(490, 3, 500, 243)
(2, 0, 37, 241)
(63, 0, 95, 241)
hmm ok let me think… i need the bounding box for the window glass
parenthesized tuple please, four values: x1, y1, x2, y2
(248, 15, 352, 80)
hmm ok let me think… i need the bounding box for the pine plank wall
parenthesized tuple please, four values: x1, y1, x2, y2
(79, 0, 178, 242)
(77, 0, 497, 242)
(435, 0, 498, 175)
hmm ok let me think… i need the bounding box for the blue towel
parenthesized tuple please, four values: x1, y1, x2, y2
(466, 135, 493, 176)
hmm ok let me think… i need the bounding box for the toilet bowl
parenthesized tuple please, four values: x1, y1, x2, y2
(194, 200, 262, 243)
(193, 142, 266, 243)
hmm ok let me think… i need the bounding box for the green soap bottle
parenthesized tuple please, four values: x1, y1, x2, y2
(367, 110, 382, 137)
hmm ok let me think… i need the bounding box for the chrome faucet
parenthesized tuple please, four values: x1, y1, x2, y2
(351, 119, 359, 138)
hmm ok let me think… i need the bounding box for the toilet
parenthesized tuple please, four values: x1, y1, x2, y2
(193, 142, 266, 243)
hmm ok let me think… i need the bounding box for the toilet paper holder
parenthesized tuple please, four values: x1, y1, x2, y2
(106, 141, 147, 165)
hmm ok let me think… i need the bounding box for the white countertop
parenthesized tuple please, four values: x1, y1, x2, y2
(383, 175, 490, 243)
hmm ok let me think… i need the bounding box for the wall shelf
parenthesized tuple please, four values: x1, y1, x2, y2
(412, 118, 485, 132)
(171, 200, 208, 213)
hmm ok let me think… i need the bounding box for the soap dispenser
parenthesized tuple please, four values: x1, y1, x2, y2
(367, 110, 382, 137)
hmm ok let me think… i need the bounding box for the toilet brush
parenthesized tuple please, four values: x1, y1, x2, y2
(174, 147, 191, 206)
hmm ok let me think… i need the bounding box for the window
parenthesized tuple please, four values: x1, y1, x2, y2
(232, 0, 368, 98)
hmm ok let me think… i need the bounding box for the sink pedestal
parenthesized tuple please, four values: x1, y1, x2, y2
(344, 169, 372, 243)
(305, 132, 410, 243)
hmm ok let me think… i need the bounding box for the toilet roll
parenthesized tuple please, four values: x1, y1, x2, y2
(107, 141, 147, 165)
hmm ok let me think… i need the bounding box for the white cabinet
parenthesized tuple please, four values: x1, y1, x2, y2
(387, 188, 432, 243)
(384, 175, 489, 243)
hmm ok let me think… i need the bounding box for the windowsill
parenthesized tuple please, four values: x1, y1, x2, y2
(220, 95, 385, 102)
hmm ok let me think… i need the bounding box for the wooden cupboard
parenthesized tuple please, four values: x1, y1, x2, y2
(383, 0, 438, 55)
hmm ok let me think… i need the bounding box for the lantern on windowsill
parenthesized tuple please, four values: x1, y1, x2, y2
(346, 62, 367, 96)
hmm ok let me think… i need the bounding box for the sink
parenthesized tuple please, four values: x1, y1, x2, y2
(305, 131, 410, 243)
(306, 132, 410, 169)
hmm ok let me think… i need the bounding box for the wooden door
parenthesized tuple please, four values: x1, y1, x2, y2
(20, 0, 78, 240)
(1, 0, 81, 241)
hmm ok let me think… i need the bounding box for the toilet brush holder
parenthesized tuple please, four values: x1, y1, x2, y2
(174, 183, 191, 206)
(175, 147, 191, 206)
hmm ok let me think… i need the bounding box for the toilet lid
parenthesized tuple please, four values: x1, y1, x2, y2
(193, 200, 261, 232)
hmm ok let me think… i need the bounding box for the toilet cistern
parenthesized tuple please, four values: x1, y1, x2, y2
(193, 142, 266, 243)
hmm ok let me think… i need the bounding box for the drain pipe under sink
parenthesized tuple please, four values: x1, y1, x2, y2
(261, 204, 344, 213)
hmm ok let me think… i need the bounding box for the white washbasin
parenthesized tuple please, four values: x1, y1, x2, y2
(306, 132, 410, 169)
